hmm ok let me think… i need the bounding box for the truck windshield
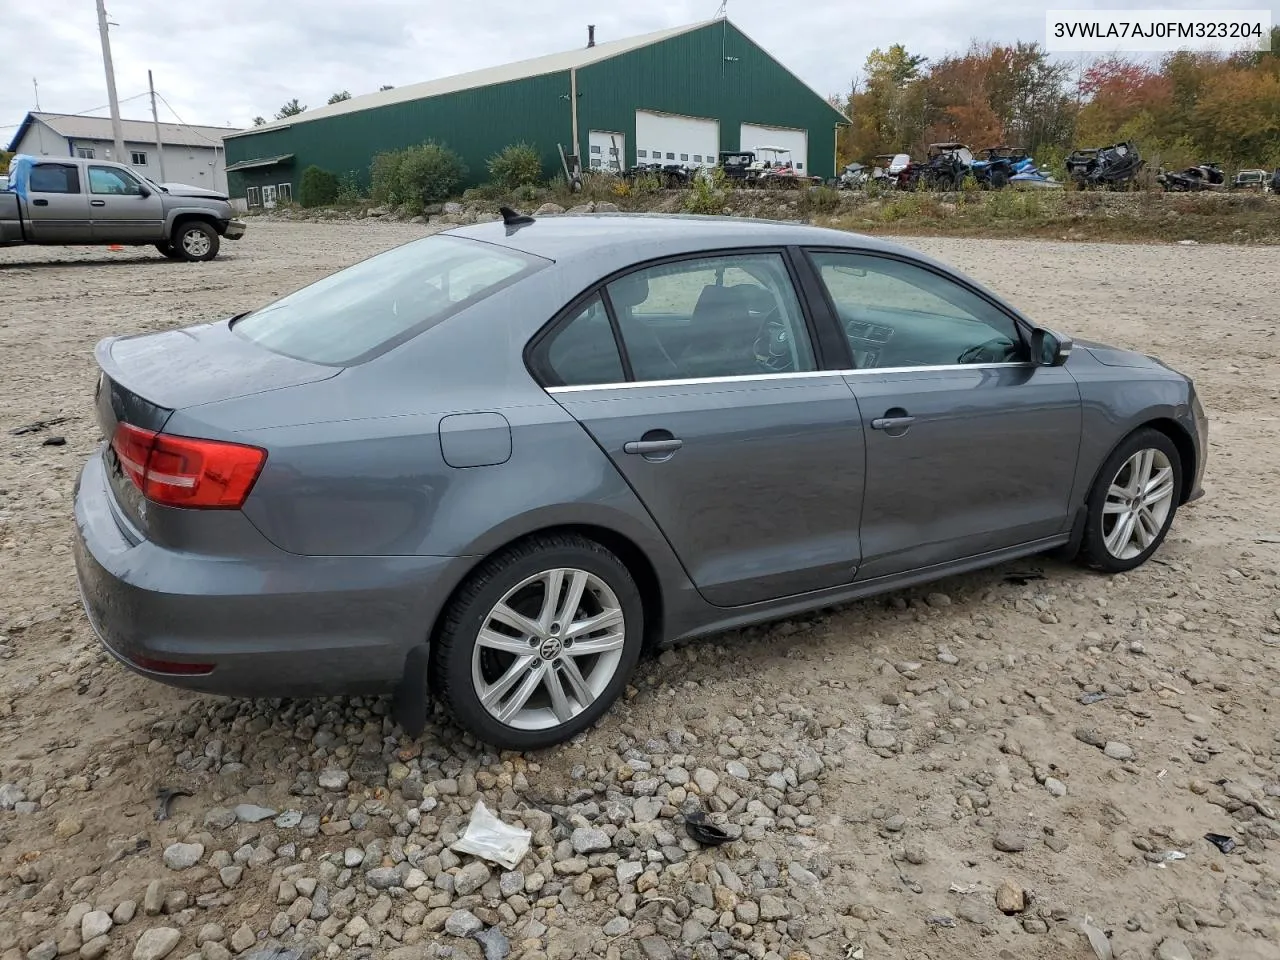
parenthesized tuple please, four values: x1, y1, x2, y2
(231, 234, 547, 365)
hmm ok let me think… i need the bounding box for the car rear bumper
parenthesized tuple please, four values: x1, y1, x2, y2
(222, 218, 247, 240)
(72, 453, 467, 699)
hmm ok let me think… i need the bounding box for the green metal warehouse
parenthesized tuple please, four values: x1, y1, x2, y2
(223, 17, 848, 205)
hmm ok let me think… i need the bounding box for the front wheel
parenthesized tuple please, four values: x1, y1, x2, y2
(432, 534, 644, 751)
(1078, 428, 1182, 573)
(172, 221, 220, 262)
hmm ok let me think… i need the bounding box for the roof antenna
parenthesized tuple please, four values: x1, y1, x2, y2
(499, 205, 535, 227)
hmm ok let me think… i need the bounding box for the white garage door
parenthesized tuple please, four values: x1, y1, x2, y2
(588, 130, 624, 173)
(635, 110, 719, 168)
(740, 123, 809, 173)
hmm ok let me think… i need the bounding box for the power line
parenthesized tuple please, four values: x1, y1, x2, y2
(0, 91, 150, 131)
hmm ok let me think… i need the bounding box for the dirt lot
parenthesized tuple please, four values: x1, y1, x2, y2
(1, 221, 1279, 960)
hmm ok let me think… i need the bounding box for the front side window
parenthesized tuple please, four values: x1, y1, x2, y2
(29, 164, 80, 194)
(88, 166, 144, 195)
(606, 253, 816, 381)
(809, 251, 1026, 369)
(233, 235, 545, 365)
(535, 295, 625, 387)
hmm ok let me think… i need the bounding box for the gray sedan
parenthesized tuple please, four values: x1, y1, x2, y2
(73, 211, 1207, 750)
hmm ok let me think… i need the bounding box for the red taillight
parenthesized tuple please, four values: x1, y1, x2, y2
(110, 423, 266, 509)
(128, 653, 216, 676)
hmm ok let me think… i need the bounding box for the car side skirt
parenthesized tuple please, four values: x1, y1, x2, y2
(667, 533, 1071, 644)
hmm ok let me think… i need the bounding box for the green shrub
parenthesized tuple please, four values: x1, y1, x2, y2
(298, 165, 340, 207)
(335, 171, 363, 205)
(683, 168, 729, 215)
(370, 150, 405, 205)
(487, 142, 543, 190)
(800, 184, 840, 215)
(395, 142, 468, 214)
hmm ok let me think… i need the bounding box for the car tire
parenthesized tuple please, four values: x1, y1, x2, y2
(171, 221, 220, 262)
(155, 242, 183, 260)
(1078, 427, 1182, 573)
(432, 533, 645, 751)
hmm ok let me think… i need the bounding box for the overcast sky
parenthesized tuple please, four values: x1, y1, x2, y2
(0, 0, 1255, 141)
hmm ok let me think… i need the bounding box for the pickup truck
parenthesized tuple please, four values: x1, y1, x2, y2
(1, 154, 246, 262)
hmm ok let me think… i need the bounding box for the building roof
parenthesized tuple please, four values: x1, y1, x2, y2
(7, 112, 241, 153)
(228, 19, 720, 139)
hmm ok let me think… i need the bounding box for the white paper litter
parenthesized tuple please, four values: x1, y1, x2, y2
(450, 799, 532, 870)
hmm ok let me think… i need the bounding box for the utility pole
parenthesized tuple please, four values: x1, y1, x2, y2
(148, 70, 167, 181)
(95, 0, 128, 164)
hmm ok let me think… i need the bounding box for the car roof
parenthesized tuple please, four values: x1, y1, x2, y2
(444, 213, 915, 263)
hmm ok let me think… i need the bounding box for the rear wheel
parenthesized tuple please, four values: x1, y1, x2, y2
(1078, 428, 1182, 573)
(433, 534, 644, 751)
(172, 221, 220, 262)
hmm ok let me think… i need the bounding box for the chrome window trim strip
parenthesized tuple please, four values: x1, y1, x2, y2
(545, 362, 1036, 394)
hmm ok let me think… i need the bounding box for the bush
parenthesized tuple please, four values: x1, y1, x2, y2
(370, 150, 405, 205)
(335, 171, 363, 205)
(683, 167, 729, 215)
(396, 143, 468, 214)
(487, 143, 543, 190)
(799, 184, 840, 216)
(298, 165, 340, 207)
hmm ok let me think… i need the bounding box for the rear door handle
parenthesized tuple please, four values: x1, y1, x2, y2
(624, 438, 683, 455)
(90, 200, 106, 207)
(871, 416, 916, 430)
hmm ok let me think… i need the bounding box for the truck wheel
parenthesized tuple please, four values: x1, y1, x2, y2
(155, 242, 183, 260)
(172, 221, 220, 262)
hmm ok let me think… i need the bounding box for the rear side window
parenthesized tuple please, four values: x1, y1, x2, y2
(535, 295, 625, 387)
(232, 235, 545, 365)
(30, 164, 80, 194)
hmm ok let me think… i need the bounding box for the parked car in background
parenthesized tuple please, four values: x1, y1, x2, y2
(1, 154, 245, 261)
(1231, 168, 1270, 191)
(1066, 141, 1144, 190)
(73, 211, 1207, 750)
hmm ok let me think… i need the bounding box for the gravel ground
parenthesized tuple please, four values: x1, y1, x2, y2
(1, 221, 1279, 960)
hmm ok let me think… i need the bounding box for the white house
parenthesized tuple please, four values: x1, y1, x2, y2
(6, 112, 242, 194)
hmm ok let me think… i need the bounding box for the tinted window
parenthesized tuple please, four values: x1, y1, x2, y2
(606, 254, 816, 381)
(538, 295, 625, 387)
(30, 164, 80, 194)
(233, 235, 545, 365)
(89, 166, 144, 195)
(810, 251, 1026, 369)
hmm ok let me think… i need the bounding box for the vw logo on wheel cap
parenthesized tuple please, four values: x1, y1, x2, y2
(538, 636, 563, 661)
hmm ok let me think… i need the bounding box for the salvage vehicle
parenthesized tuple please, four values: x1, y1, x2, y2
(73, 209, 1208, 750)
(1, 154, 245, 261)
(1272, 169, 1280, 194)
(1230, 168, 1270, 191)
(717, 151, 756, 182)
(1065, 141, 1144, 190)
(836, 162, 870, 190)
(968, 146, 1022, 189)
(1157, 162, 1226, 192)
(748, 146, 822, 188)
(901, 143, 975, 191)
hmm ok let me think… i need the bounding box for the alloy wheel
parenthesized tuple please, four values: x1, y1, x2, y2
(471, 567, 626, 731)
(182, 229, 212, 258)
(1102, 448, 1176, 560)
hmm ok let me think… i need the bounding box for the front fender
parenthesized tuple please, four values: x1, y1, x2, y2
(162, 205, 233, 234)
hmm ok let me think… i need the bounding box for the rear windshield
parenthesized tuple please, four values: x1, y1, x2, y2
(232, 234, 546, 365)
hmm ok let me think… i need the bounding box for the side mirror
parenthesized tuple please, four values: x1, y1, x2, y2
(138, 185, 151, 198)
(1031, 327, 1073, 366)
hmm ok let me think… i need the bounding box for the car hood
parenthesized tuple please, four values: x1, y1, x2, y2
(162, 182, 228, 200)
(96, 318, 339, 410)
(1074, 338, 1167, 370)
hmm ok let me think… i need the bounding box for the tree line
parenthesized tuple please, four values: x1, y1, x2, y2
(832, 29, 1280, 171)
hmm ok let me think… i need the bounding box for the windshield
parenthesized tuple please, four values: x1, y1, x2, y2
(232, 234, 546, 365)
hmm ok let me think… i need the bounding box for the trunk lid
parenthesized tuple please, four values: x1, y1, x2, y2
(93, 319, 339, 534)
(96, 318, 340, 410)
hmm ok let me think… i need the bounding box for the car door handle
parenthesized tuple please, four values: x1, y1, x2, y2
(90, 200, 106, 207)
(871, 416, 916, 430)
(32, 199, 48, 207)
(624, 438, 683, 455)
